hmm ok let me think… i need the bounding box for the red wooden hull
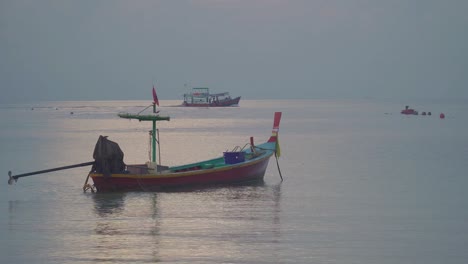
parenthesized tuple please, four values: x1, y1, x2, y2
(182, 96, 241, 107)
(90, 152, 272, 192)
(401, 109, 418, 115)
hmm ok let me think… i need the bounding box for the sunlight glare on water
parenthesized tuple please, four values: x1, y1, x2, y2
(1, 99, 468, 263)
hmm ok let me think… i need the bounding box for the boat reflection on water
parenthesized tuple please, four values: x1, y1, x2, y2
(91, 192, 162, 262)
(91, 192, 127, 217)
(88, 182, 282, 263)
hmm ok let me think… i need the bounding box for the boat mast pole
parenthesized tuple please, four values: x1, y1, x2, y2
(152, 102, 157, 163)
(117, 103, 169, 165)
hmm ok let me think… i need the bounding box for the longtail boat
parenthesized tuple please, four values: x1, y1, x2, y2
(8, 88, 282, 192)
(88, 112, 282, 192)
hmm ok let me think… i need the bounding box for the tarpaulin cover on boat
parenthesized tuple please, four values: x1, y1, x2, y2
(92, 136, 125, 177)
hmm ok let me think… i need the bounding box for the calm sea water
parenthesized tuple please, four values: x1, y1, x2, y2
(1, 99, 467, 263)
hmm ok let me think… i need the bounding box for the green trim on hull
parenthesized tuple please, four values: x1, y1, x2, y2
(118, 113, 170, 122)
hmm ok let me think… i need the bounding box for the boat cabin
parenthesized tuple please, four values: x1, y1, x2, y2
(183, 87, 233, 105)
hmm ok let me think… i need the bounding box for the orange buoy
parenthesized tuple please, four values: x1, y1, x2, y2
(440, 113, 445, 119)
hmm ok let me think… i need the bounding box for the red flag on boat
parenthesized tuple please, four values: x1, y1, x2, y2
(152, 85, 159, 106)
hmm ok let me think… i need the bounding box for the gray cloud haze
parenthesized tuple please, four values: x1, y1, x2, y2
(1, 0, 467, 103)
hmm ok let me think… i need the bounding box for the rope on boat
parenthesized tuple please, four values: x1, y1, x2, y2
(148, 131, 152, 161)
(136, 104, 153, 115)
(275, 151, 283, 181)
(148, 129, 161, 165)
(229, 143, 256, 153)
(137, 174, 150, 192)
(253, 145, 283, 181)
(82, 172, 96, 193)
(157, 129, 161, 165)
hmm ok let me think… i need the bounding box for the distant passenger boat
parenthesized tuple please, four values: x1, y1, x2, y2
(182, 87, 241, 107)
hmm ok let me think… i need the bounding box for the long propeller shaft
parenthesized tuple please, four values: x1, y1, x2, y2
(8, 161, 95, 185)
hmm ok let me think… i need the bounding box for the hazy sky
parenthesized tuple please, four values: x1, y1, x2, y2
(1, 0, 467, 103)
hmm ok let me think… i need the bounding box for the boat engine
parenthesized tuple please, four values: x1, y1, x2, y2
(92, 135, 126, 177)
